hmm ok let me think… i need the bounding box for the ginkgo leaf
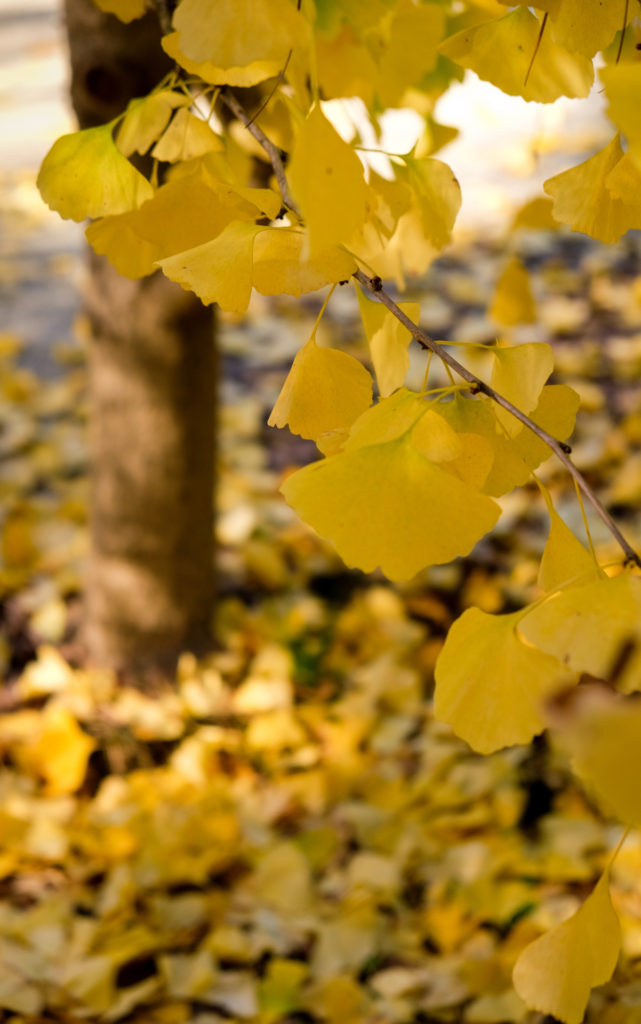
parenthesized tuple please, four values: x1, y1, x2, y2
(538, 504, 600, 593)
(397, 155, 462, 252)
(116, 91, 187, 157)
(289, 105, 369, 256)
(37, 123, 153, 221)
(440, 5, 593, 103)
(513, 868, 621, 1024)
(85, 214, 159, 279)
(544, 134, 641, 243)
(356, 289, 419, 397)
(605, 150, 641, 202)
(171, 0, 309, 86)
(158, 222, 264, 312)
(520, 572, 641, 679)
(434, 607, 574, 753)
(511, 195, 558, 231)
(268, 338, 373, 441)
(85, 167, 266, 278)
(93, 0, 145, 21)
(489, 256, 536, 326)
(557, 689, 641, 825)
(376, 2, 446, 107)
(410, 409, 463, 463)
(547, 0, 629, 57)
(281, 413, 500, 580)
(15, 705, 96, 796)
(151, 109, 224, 162)
(252, 230, 357, 297)
(490, 341, 554, 436)
(437, 384, 579, 497)
(344, 389, 428, 451)
(316, 23, 378, 104)
(600, 64, 641, 154)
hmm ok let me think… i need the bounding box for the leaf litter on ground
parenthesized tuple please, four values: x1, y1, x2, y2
(2, 200, 641, 1022)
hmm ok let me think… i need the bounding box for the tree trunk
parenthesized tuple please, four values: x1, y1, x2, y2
(64, 0, 216, 677)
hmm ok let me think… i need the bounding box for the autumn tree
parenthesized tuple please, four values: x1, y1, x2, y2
(38, 0, 641, 1018)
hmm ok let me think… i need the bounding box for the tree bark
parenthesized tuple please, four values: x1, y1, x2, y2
(64, 0, 216, 677)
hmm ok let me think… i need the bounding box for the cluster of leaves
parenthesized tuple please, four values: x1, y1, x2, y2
(33, 0, 641, 1020)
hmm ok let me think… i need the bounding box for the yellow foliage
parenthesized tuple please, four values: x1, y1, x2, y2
(289, 105, 369, 257)
(37, 124, 153, 221)
(158, 221, 264, 311)
(151, 108, 224, 162)
(489, 257, 537, 326)
(356, 288, 419, 397)
(513, 869, 621, 1024)
(116, 90, 188, 157)
(544, 134, 641, 244)
(171, 0, 309, 85)
(434, 607, 575, 753)
(440, 6, 593, 103)
(268, 337, 373, 441)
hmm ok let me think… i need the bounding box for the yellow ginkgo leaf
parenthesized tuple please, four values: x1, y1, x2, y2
(440, 5, 593, 103)
(116, 90, 188, 157)
(489, 256, 536, 326)
(605, 150, 641, 202)
(511, 195, 558, 231)
(410, 408, 463, 463)
(289, 104, 369, 256)
(151, 108, 224, 162)
(281, 418, 500, 580)
(434, 607, 574, 753)
(544, 134, 641, 244)
(520, 572, 641, 679)
(507, 383, 580, 474)
(548, 0, 629, 57)
(557, 689, 641, 824)
(600, 64, 641, 154)
(252, 230, 357, 297)
(316, 23, 378, 104)
(93, 0, 145, 21)
(15, 705, 96, 796)
(268, 338, 373, 441)
(538, 505, 600, 593)
(344, 388, 427, 451)
(356, 289, 419, 397)
(375, 2, 446, 107)
(85, 166, 264, 278)
(37, 123, 153, 221)
(85, 214, 159, 279)
(513, 868, 621, 1024)
(158, 222, 264, 312)
(490, 341, 554, 436)
(171, 0, 309, 86)
(397, 155, 462, 252)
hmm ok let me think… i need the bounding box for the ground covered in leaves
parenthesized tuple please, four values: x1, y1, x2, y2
(2, 215, 641, 1024)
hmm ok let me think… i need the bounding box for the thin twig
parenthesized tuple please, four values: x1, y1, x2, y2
(219, 90, 301, 216)
(246, 50, 292, 128)
(217, 88, 641, 569)
(355, 269, 641, 568)
(525, 12, 548, 88)
(616, 0, 630, 63)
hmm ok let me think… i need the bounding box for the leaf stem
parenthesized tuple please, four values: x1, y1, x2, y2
(354, 269, 641, 569)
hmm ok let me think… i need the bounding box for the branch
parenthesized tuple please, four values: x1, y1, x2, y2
(355, 270, 641, 569)
(215, 89, 641, 570)
(219, 90, 301, 217)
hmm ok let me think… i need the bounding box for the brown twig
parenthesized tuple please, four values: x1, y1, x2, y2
(355, 269, 641, 568)
(215, 88, 641, 570)
(219, 90, 301, 216)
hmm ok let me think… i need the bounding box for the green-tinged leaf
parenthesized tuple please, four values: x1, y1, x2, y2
(116, 91, 188, 157)
(434, 607, 575, 754)
(37, 124, 153, 221)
